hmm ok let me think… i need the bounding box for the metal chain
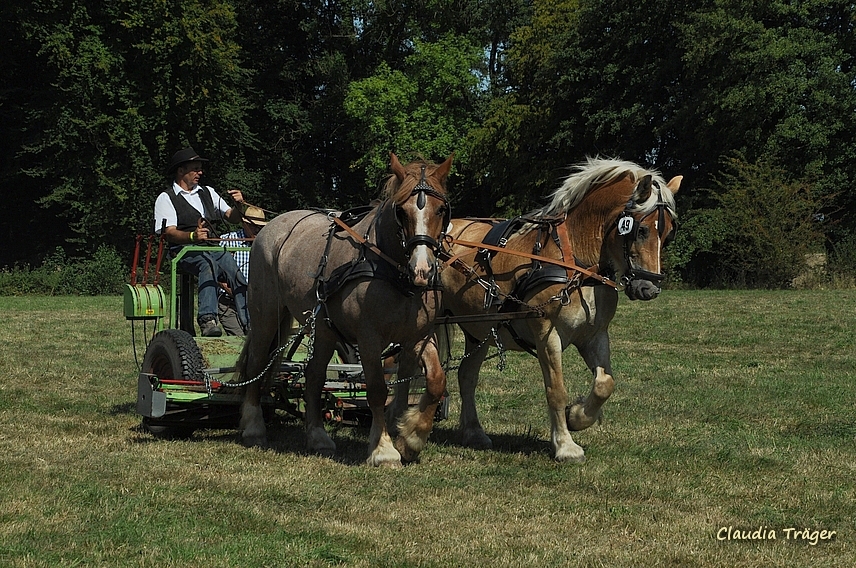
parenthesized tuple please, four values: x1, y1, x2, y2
(306, 305, 319, 360)
(490, 327, 507, 371)
(202, 323, 308, 394)
(386, 373, 426, 387)
(442, 325, 508, 373)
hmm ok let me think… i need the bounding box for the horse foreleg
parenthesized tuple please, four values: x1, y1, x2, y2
(385, 354, 408, 437)
(566, 367, 615, 430)
(536, 329, 585, 463)
(303, 339, 336, 457)
(458, 332, 492, 449)
(394, 338, 446, 463)
(567, 333, 615, 431)
(362, 354, 402, 467)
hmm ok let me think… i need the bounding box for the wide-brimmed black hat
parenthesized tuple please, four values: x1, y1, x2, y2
(165, 146, 209, 174)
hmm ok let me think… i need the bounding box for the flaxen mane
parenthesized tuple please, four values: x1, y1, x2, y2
(537, 157, 677, 219)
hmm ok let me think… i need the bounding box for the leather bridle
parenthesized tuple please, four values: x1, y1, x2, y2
(395, 164, 451, 258)
(610, 196, 677, 288)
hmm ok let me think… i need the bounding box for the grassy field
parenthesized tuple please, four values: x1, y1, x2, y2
(0, 290, 854, 567)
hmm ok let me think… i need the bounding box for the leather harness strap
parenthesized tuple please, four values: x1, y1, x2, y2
(331, 214, 408, 276)
(553, 220, 576, 281)
(445, 237, 618, 289)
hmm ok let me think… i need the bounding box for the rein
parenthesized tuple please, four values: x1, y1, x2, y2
(443, 236, 619, 289)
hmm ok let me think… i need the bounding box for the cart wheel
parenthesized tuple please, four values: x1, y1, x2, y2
(141, 329, 205, 438)
(335, 341, 360, 364)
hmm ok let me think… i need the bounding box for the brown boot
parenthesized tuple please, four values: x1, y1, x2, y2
(198, 315, 223, 337)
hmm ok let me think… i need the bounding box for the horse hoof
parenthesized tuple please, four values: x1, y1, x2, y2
(462, 429, 493, 450)
(366, 455, 403, 468)
(394, 437, 421, 464)
(366, 443, 403, 468)
(555, 446, 586, 464)
(306, 427, 336, 457)
(313, 447, 336, 458)
(307, 440, 336, 458)
(241, 434, 268, 449)
(566, 401, 603, 431)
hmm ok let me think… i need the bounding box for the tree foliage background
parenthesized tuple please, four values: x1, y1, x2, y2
(2, 0, 855, 288)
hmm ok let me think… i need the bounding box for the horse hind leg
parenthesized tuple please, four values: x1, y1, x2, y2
(457, 333, 493, 450)
(303, 335, 337, 457)
(238, 312, 294, 447)
(394, 338, 446, 463)
(238, 330, 272, 447)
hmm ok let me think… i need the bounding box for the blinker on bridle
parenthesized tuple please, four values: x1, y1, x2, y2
(414, 164, 430, 210)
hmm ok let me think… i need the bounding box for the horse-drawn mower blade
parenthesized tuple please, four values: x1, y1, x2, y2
(137, 373, 166, 418)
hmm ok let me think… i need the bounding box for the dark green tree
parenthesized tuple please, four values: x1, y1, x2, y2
(668, 155, 830, 287)
(344, 35, 486, 200)
(465, 0, 580, 216)
(8, 0, 254, 261)
(0, 0, 62, 266)
(342, 0, 529, 204)
(676, 0, 856, 230)
(231, 0, 363, 212)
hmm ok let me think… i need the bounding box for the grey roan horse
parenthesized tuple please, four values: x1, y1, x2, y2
(236, 153, 453, 467)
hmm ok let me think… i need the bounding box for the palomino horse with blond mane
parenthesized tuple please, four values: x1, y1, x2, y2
(236, 153, 453, 467)
(419, 157, 680, 463)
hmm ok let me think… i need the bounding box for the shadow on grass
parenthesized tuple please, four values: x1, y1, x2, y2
(427, 424, 551, 456)
(109, 402, 136, 415)
(125, 412, 552, 465)
(788, 419, 856, 439)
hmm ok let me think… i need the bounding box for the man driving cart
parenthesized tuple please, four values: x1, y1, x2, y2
(153, 146, 249, 337)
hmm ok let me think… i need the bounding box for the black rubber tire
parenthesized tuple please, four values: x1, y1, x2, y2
(335, 341, 360, 365)
(141, 329, 205, 437)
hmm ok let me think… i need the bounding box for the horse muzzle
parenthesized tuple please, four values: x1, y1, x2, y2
(408, 256, 441, 288)
(404, 235, 443, 287)
(622, 269, 665, 301)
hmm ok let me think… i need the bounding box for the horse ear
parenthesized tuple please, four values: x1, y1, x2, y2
(390, 152, 406, 182)
(633, 174, 653, 203)
(666, 175, 683, 195)
(433, 153, 454, 183)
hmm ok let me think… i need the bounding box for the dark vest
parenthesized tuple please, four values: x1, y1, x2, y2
(163, 186, 218, 232)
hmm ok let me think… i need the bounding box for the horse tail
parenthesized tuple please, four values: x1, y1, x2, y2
(234, 329, 251, 384)
(269, 313, 294, 384)
(234, 308, 295, 390)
